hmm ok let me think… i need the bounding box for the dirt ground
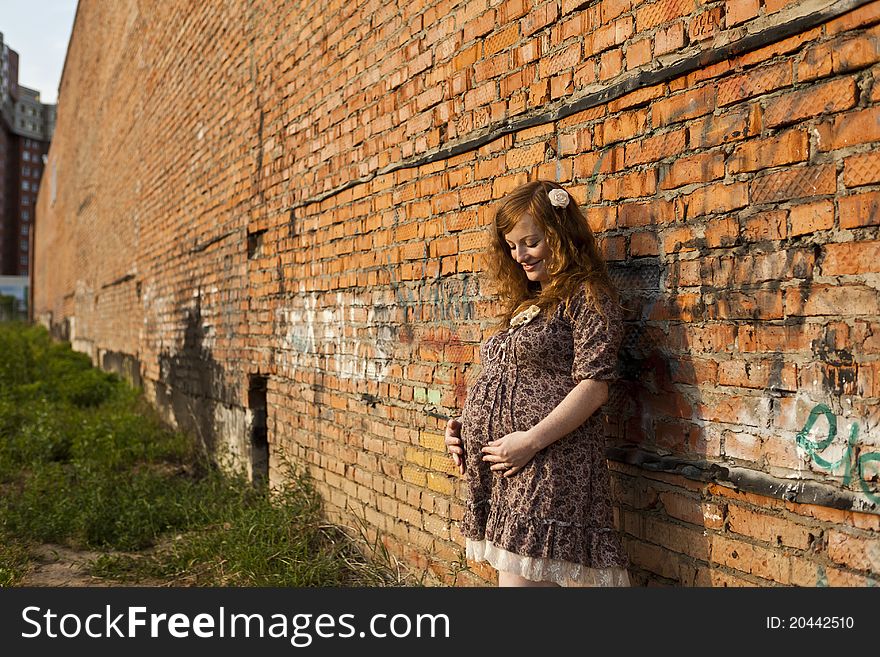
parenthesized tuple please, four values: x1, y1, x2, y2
(18, 544, 147, 587)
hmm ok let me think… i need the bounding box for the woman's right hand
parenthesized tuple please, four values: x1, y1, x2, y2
(445, 417, 465, 475)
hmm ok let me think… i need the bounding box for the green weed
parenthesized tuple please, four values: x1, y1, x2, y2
(0, 322, 412, 587)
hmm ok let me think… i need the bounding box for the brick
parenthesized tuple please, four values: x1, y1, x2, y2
(678, 182, 749, 220)
(653, 86, 715, 127)
(825, 1, 880, 35)
(635, 0, 692, 32)
(797, 43, 833, 82)
(750, 165, 836, 205)
(729, 130, 808, 173)
(522, 2, 559, 36)
(727, 506, 815, 549)
(688, 6, 723, 43)
(764, 77, 857, 128)
(654, 21, 685, 55)
(625, 128, 687, 166)
(725, 0, 760, 27)
(659, 151, 725, 189)
(659, 491, 725, 529)
(602, 168, 657, 200)
(618, 199, 675, 226)
(785, 284, 880, 317)
(789, 200, 834, 237)
(815, 106, 880, 151)
(839, 190, 880, 228)
(687, 108, 757, 148)
(821, 240, 880, 276)
(625, 37, 652, 70)
(723, 430, 764, 463)
(717, 61, 793, 106)
(843, 151, 880, 188)
(732, 248, 815, 284)
(630, 231, 659, 256)
(827, 529, 880, 572)
(598, 108, 649, 147)
(741, 210, 788, 242)
(710, 534, 792, 584)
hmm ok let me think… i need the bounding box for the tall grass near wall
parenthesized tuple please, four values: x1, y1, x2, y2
(0, 322, 408, 586)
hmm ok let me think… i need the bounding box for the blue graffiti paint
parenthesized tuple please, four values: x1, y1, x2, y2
(795, 403, 879, 505)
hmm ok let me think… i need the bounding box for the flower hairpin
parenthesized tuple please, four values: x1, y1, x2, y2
(510, 304, 541, 329)
(548, 188, 569, 208)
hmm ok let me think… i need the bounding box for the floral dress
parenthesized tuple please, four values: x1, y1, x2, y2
(459, 285, 630, 586)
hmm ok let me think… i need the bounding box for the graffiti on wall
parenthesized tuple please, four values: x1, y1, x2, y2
(795, 402, 880, 505)
(275, 291, 397, 382)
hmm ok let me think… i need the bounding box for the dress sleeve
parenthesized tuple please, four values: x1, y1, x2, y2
(569, 286, 624, 383)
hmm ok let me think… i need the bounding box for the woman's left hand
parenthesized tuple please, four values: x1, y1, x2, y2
(481, 431, 539, 477)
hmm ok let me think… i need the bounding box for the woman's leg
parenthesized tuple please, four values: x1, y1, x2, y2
(497, 571, 560, 587)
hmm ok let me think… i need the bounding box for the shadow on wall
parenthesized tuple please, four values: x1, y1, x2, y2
(155, 291, 226, 459)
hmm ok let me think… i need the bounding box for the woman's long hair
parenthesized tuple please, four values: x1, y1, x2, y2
(486, 180, 620, 331)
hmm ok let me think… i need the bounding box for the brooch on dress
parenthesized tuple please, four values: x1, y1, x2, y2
(509, 304, 540, 329)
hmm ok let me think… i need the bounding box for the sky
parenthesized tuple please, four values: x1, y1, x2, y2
(0, 0, 79, 104)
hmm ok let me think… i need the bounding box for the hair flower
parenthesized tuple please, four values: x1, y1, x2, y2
(548, 188, 570, 208)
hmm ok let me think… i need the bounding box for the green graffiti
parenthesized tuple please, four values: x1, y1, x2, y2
(795, 403, 879, 505)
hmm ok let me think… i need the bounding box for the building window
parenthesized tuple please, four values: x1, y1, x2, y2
(22, 210, 30, 221)
(23, 151, 30, 161)
(21, 225, 29, 235)
(22, 166, 30, 177)
(22, 196, 30, 205)
(20, 255, 27, 266)
(20, 240, 28, 251)
(21, 181, 29, 191)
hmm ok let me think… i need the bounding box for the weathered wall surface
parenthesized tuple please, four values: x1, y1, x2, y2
(35, 0, 880, 585)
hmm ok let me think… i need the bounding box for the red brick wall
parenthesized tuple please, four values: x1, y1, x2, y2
(35, 0, 880, 585)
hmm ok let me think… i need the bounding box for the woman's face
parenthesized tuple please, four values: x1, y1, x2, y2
(503, 213, 551, 286)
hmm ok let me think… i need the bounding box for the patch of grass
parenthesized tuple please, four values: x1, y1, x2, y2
(0, 322, 413, 586)
(0, 533, 31, 586)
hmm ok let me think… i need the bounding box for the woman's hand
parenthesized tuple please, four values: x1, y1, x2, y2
(444, 418, 465, 475)
(481, 431, 539, 477)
